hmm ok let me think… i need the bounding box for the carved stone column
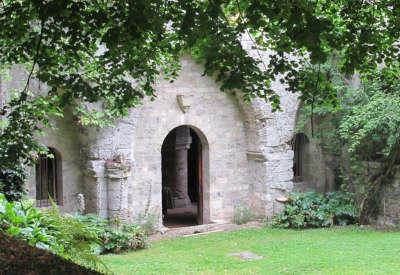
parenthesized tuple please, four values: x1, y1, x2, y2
(105, 157, 131, 226)
(83, 160, 107, 218)
(173, 127, 192, 208)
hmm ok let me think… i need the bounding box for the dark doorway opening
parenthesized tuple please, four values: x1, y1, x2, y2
(162, 126, 203, 228)
(292, 133, 309, 182)
(36, 147, 63, 207)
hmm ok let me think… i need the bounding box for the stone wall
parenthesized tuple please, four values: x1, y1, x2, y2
(26, 111, 83, 213)
(291, 109, 338, 193)
(81, 56, 254, 224)
(377, 166, 400, 226)
(239, 35, 300, 217)
(80, 54, 300, 224)
(3, 53, 300, 225)
(1, 66, 83, 213)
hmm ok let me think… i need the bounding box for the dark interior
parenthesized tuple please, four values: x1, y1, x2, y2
(162, 127, 202, 228)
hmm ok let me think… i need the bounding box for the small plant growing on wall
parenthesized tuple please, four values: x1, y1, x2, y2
(233, 203, 255, 225)
(136, 213, 158, 235)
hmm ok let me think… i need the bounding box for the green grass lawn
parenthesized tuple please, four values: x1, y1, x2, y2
(101, 227, 400, 275)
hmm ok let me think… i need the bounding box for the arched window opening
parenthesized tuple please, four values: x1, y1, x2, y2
(36, 147, 62, 206)
(293, 133, 309, 182)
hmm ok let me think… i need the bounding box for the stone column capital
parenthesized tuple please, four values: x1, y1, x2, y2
(83, 160, 106, 178)
(105, 159, 132, 179)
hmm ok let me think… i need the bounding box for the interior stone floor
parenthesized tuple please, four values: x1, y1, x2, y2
(163, 203, 198, 228)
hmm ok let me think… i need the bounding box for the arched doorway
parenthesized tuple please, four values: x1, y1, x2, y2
(161, 125, 204, 227)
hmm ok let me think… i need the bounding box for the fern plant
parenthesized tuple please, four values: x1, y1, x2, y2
(74, 214, 148, 254)
(0, 194, 108, 273)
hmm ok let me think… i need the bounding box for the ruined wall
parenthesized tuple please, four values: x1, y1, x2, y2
(240, 36, 300, 217)
(291, 75, 362, 193)
(291, 107, 400, 225)
(377, 166, 400, 226)
(291, 114, 338, 193)
(354, 162, 400, 227)
(3, 53, 301, 224)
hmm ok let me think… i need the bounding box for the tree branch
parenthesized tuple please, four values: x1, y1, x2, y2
(311, 64, 321, 138)
(235, 0, 268, 72)
(20, 18, 44, 102)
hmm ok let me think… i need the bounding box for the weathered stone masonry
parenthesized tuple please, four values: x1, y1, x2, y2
(4, 41, 400, 226)
(2, 53, 300, 226)
(78, 56, 299, 225)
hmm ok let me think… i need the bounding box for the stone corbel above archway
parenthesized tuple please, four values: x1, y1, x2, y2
(176, 94, 194, 113)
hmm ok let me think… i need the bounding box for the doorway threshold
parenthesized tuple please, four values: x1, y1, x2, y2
(150, 221, 263, 241)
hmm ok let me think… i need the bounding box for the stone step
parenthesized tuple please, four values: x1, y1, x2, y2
(149, 221, 263, 241)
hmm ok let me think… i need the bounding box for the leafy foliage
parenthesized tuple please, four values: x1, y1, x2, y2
(0, 95, 63, 201)
(0, 193, 147, 271)
(0, 231, 102, 275)
(0, 1, 399, 199)
(74, 214, 147, 254)
(297, 59, 400, 160)
(272, 192, 358, 229)
(296, 60, 400, 223)
(0, 193, 107, 272)
(339, 76, 400, 160)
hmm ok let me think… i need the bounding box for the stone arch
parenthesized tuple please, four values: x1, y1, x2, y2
(160, 125, 210, 226)
(161, 125, 210, 223)
(158, 124, 209, 152)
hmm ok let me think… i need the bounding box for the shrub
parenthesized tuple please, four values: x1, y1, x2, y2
(272, 192, 358, 229)
(0, 232, 102, 275)
(0, 194, 106, 272)
(325, 192, 359, 226)
(233, 203, 255, 225)
(0, 192, 147, 271)
(74, 214, 147, 254)
(121, 224, 148, 250)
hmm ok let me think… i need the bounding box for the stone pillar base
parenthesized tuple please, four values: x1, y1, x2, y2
(173, 197, 191, 208)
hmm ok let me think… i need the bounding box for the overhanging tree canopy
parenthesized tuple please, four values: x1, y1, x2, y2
(0, 0, 399, 200)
